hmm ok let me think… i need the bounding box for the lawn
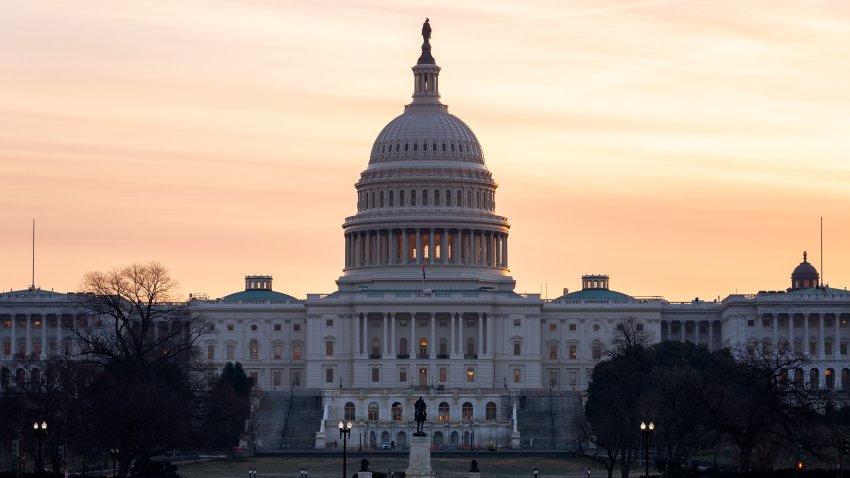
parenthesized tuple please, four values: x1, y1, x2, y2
(178, 452, 601, 478)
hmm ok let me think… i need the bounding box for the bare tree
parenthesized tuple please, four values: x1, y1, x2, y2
(66, 262, 208, 478)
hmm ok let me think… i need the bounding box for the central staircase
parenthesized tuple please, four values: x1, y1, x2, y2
(253, 390, 323, 452)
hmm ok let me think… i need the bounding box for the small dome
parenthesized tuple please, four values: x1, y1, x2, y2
(789, 251, 819, 291)
(368, 108, 484, 166)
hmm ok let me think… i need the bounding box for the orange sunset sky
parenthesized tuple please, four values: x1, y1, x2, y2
(1, 0, 849, 301)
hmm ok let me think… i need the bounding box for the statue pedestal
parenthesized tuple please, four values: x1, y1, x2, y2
(469, 473, 481, 478)
(405, 435, 433, 478)
(358, 472, 373, 478)
(511, 431, 521, 450)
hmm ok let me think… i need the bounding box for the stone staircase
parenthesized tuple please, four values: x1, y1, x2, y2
(253, 390, 323, 451)
(516, 390, 583, 450)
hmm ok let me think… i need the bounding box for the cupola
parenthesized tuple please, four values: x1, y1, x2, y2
(789, 251, 819, 291)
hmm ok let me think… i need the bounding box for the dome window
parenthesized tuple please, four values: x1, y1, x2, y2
(411, 190, 417, 206)
(396, 144, 400, 152)
(451, 144, 455, 152)
(433, 142, 437, 152)
(434, 190, 440, 206)
(423, 190, 429, 206)
(413, 143, 418, 151)
(459, 144, 463, 152)
(381, 145, 385, 153)
(442, 143, 446, 151)
(445, 190, 451, 206)
(389, 191, 395, 207)
(404, 143, 409, 152)
(423, 143, 427, 151)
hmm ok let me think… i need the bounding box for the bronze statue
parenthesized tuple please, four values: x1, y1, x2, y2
(414, 396, 427, 435)
(422, 18, 431, 43)
(360, 458, 370, 472)
(470, 460, 480, 472)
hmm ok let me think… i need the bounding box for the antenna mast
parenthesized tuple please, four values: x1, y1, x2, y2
(31, 219, 35, 290)
(820, 216, 824, 287)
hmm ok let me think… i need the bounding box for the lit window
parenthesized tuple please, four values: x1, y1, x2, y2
(273, 344, 282, 360)
(293, 343, 302, 360)
(207, 345, 215, 360)
(466, 368, 475, 382)
(569, 343, 577, 359)
(548, 343, 558, 360)
(513, 368, 522, 383)
(249, 340, 259, 360)
(549, 323, 557, 332)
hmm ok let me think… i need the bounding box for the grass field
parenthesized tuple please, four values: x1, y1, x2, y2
(178, 452, 602, 478)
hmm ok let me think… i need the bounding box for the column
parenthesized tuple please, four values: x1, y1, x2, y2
(410, 313, 416, 357)
(415, 229, 422, 265)
(450, 313, 456, 355)
(477, 313, 483, 355)
(834, 314, 840, 359)
(362, 315, 368, 357)
(354, 314, 360, 355)
(391, 313, 396, 356)
(503, 235, 508, 267)
(491, 233, 497, 267)
(430, 313, 436, 359)
(441, 230, 448, 265)
(387, 229, 398, 265)
(818, 314, 825, 359)
(708, 321, 714, 351)
(344, 234, 350, 268)
(10, 315, 17, 357)
(487, 314, 495, 356)
(680, 320, 685, 342)
(383, 313, 389, 355)
(458, 314, 464, 355)
(466, 231, 472, 265)
(456, 230, 463, 264)
(803, 314, 810, 355)
(56, 316, 63, 355)
(26, 315, 32, 356)
(771, 314, 778, 350)
(40, 316, 47, 359)
(788, 314, 794, 353)
(402, 230, 409, 264)
(429, 229, 436, 265)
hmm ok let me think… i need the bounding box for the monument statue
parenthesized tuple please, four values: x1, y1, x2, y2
(421, 18, 431, 43)
(360, 458, 370, 472)
(470, 460, 480, 472)
(414, 396, 427, 435)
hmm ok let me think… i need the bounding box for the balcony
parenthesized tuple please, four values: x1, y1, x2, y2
(464, 354, 478, 359)
(369, 353, 382, 359)
(416, 353, 429, 359)
(436, 354, 450, 359)
(396, 354, 410, 359)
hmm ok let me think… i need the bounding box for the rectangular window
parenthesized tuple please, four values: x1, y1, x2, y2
(207, 345, 215, 360)
(569, 323, 576, 331)
(548, 343, 558, 360)
(226, 344, 235, 360)
(274, 323, 282, 332)
(326, 368, 334, 384)
(293, 345, 302, 360)
(326, 341, 334, 356)
(2, 319, 9, 329)
(372, 367, 380, 382)
(2, 339, 9, 356)
(466, 367, 475, 382)
(273, 344, 282, 360)
(569, 370, 578, 387)
(842, 341, 848, 355)
(549, 322, 557, 332)
(513, 368, 522, 383)
(208, 323, 216, 332)
(747, 320, 754, 327)
(513, 342, 521, 355)
(548, 369, 559, 386)
(226, 323, 235, 332)
(592, 343, 602, 360)
(793, 339, 802, 355)
(292, 370, 301, 387)
(33, 320, 42, 329)
(439, 367, 447, 383)
(810, 340, 817, 355)
(326, 319, 334, 327)
(17, 338, 26, 356)
(273, 371, 282, 386)
(399, 368, 407, 383)
(569, 343, 577, 359)
(48, 339, 57, 355)
(825, 340, 833, 356)
(513, 319, 521, 327)
(293, 323, 301, 332)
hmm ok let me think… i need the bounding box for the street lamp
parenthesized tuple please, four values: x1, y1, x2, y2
(110, 448, 120, 478)
(33, 421, 47, 477)
(640, 421, 655, 478)
(338, 420, 353, 478)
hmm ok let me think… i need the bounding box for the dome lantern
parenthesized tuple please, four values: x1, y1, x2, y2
(789, 251, 820, 291)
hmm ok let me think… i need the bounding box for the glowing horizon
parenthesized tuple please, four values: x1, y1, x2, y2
(1, 1, 849, 301)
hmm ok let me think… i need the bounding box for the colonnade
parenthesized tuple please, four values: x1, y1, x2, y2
(352, 312, 492, 359)
(661, 319, 719, 350)
(0, 313, 67, 360)
(344, 228, 508, 269)
(748, 312, 850, 358)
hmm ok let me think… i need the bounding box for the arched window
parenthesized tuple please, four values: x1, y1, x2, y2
(400, 190, 405, 206)
(423, 189, 429, 206)
(411, 190, 417, 206)
(456, 191, 462, 207)
(438, 402, 450, 421)
(31, 368, 40, 384)
(380, 191, 384, 207)
(16, 368, 25, 385)
(826, 368, 835, 389)
(466, 191, 471, 207)
(389, 190, 395, 207)
(392, 402, 403, 421)
(344, 402, 356, 421)
(485, 402, 497, 421)
(434, 190, 440, 206)
(249, 339, 259, 360)
(794, 368, 804, 384)
(368, 402, 379, 421)
(810, 368, 819, 388)
(399, 338, 408, 356)
(592, 340, 603, 360)
(462, 402, 473, 422)
(446, 190, 451, 206)
(439, 338, 447, 356)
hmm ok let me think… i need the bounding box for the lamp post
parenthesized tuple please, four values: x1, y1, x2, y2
(110, 448, 120, 478)
(338, 420, 352, 478)
(33, 421, 47, 477)
(640, 421, 654, 478)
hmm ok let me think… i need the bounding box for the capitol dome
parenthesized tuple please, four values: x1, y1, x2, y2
(369, 109, 484, 165)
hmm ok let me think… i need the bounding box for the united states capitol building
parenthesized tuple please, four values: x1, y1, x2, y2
(2, 25, 849, 452)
